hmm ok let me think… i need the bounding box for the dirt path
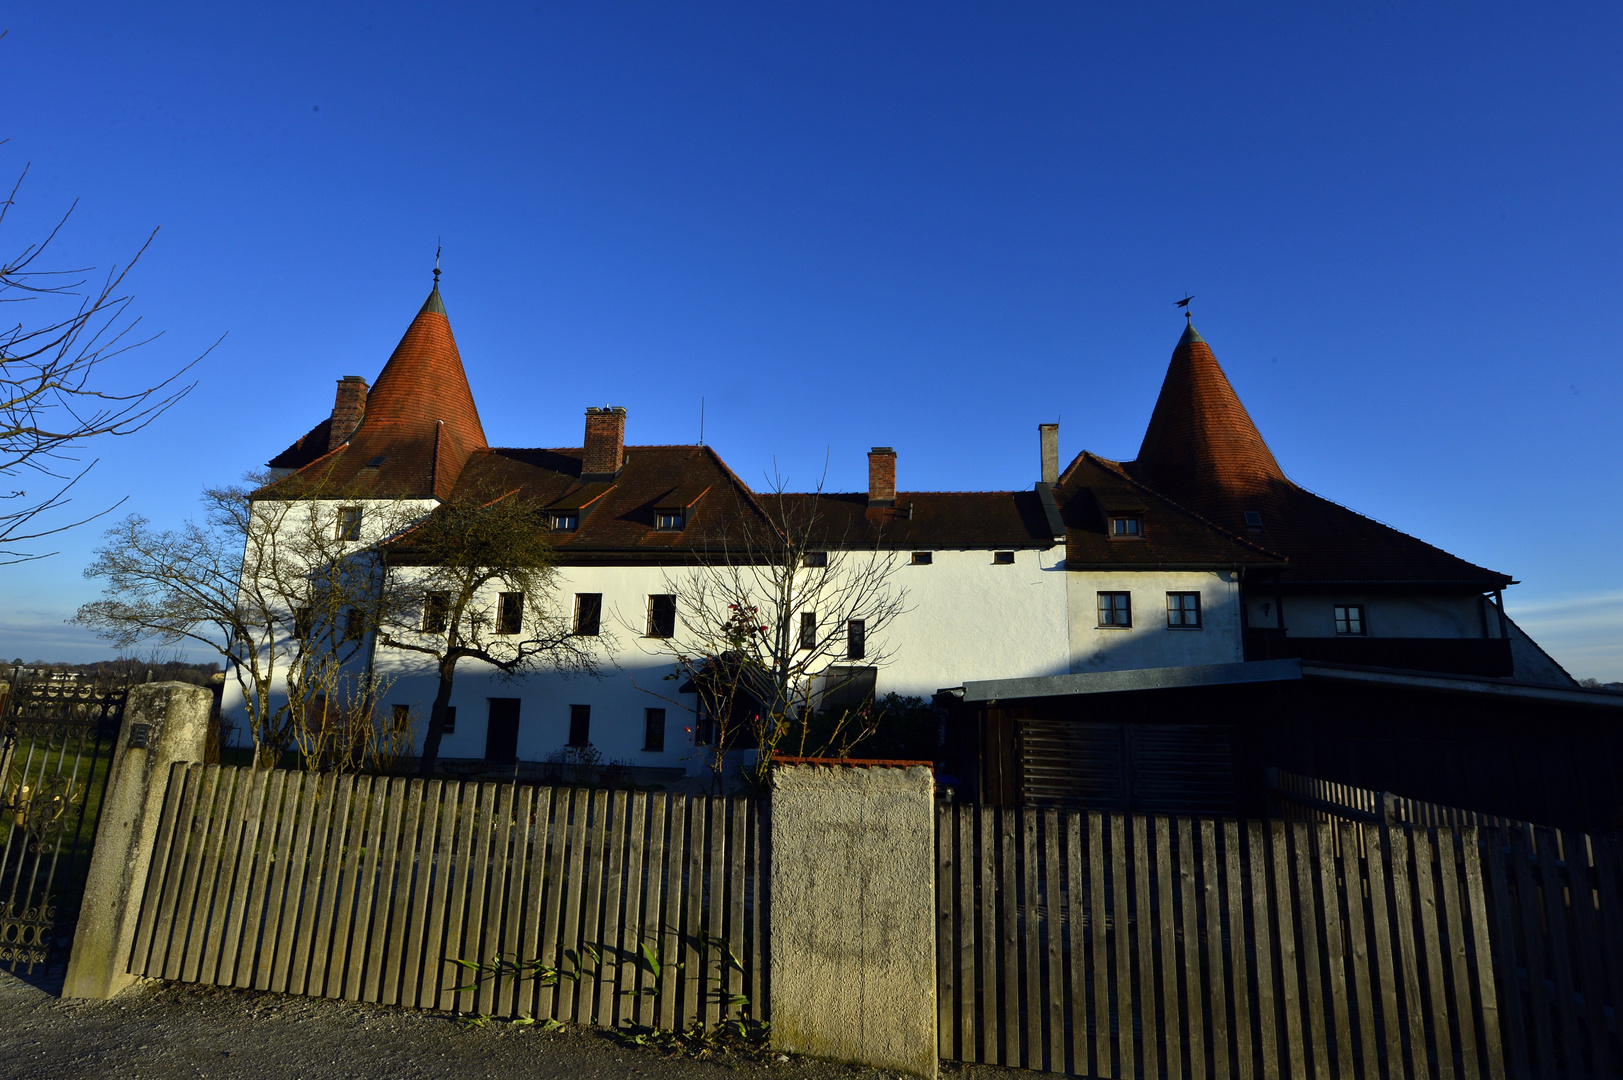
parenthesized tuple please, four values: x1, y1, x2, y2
(0, 972, 1014, 1080)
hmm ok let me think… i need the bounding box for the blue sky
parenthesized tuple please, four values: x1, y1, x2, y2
(2, 3, 1619, 678)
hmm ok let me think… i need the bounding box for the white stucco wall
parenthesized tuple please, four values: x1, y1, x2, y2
(1065, 569, 1244, 673)
(1246, 593, 1493, 638)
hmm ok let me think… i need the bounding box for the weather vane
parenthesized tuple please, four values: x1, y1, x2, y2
(1176, 293, 1194, 320)
(434, 240, 442, 286)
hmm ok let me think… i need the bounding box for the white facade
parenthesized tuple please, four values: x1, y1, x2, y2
(1066, 570, 1245, 673)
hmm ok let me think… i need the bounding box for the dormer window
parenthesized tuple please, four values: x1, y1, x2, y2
(551, 512, 579, 532)
(1109, 516, 1143, 539)
(1244, 510, 1263, 529)
(654, 510, 685, 531)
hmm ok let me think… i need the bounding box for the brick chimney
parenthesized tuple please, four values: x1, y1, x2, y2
(328, 376, 368, 451)
(867, 447, 896, 507)
(1040, 423, 1059, 485)
(582, 406, 627, 479)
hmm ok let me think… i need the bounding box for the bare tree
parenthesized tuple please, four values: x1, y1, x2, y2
(1, 138, 216, 562)
(74, 475, 415, 766)
(373, 489, 606, 776)
(647, 475, 909, 791)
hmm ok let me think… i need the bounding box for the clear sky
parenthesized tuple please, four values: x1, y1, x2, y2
(1, 3, 1619, 679)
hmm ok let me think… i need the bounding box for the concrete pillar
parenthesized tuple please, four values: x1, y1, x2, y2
(769, 761, 937, 1079)
(63, 682, 213, 999)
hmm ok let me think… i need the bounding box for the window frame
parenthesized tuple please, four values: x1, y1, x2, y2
(441, 705, 457, 735)
(336, 505, 362, 541)
(644, 707, 666, 752)
(993, 551, 1015, 565)
(390, 704, 411, 732)
(802, 551, 828, 568)
(1096, 591, 1132, 628)
(653, 509, 685, 532)
(798, 611, 817, 650)
(568, 704, 591, 748)
(1334, 604, 1366, 637)
(847, 618, 866, 661)
(1166, 591, 1202, 629)
(910, 551, 933, 565)
(1108, 516, 1144, 540)
(550, 512, 579, 532)
(646, 594, 677, 638)
(496, 592, 524, 636)
(422, 592, 449, 634)
(573, 593, 603, 636)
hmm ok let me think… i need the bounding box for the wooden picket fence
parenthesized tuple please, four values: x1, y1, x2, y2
(1269, 767, 1528, 832)
(936, 805, 1503, 1079)
(128, 765, 764, 1029)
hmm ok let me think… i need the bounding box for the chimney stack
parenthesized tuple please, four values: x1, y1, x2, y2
(867, 447, 896, 507)
(328, 376, 368, 451)
(582, 406, 627, 478)
(1040, 423, 1059, 486)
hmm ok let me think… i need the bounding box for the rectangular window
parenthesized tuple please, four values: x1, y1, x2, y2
(802, 551, 828, 568)
(486, 699, 521, 763)
(568, 704, 591, 747)
(343, 606, 365, 641)
(422, 592, 449, 634)
(442, 705, 457, 734)
(654, 510, 684, 531)
(1109, 516, 1142, 538)
(644, 707, 666, 752)
(574, 593, 602, 636)
(390, 704, 411, 732)
(646, 594, 677, 638)
(993, 551, 1015, 565)
(910, 551, 933, 565)
(337, 506, 362, 541)
(1167, 592, 1202, 628)
(1334, 604, 1365, 636)
(1244, 510, 1264, 529)
(1097, 592, 1131, 627)
(496, 592, 524, 635)
(292, 606, 313, 638)
(799, 611, 817, 650)
(694, 710, 715, 746)
(847, 618, 866, 660)
(551, 512, 579, 532)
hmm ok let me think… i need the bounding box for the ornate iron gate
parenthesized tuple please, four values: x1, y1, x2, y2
(0, 671, 125, 972)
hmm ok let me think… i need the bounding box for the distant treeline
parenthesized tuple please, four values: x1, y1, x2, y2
(6, 658, 223, 687)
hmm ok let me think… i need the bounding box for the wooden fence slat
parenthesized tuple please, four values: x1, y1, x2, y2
(418, 780, 460, 1010)
(1413, 829, 1458, 1080)
(964, 805, 983, 1065)
(596, 790, 628, 1028)
(469, 783, 512, 1017)
(1364, 823, 1407, 1080)
(704, 796, 729, 1029)
(636, 791, 665, 1030)
(1133, 814, 1159, 1080)
(1337, 823, 1376, 1080)
(984, 806, 1004, 1067)
(177, 764, 230, 982)
(540, 786, 575, 1021)
(937, 805, 954, 1059)
(252, 769, 303, 991)
(327, 775, 374, 1000)
(305, 773, 355, 998)
(455, 783, 498, 1014)
(400, 779, 444, 1010)
(622, 792, 652, 1030)
(1535, 826, 1585, 1079)
(1314, 824, 1353, 1080)
(1112, 814, 1135, 1079)
(285, 772, 339, 996)
(725, 796, 746, 1030)
(235, 769, 289, 989)
(1001, 807, 1023, 1067)
(381, 778, 427, 1008)
(1155, 816, 1182, 1080)
(1220, 818, 1246, 1078)
(570, 788, 604, 1023)
(360, 778, 406, 1005)
(163, 764, 220, 981)
(1590, 838, 1623, 1080)
(1179, 818, 1206, 1080)
(749, 798, 763, 1031)
(267, 770, 320, 994)
(214, 767, 271, 987)
(1389, 828, 1430, 1080)
(495, 784, 533, 1019)
(1563, 831, 1610, 1080)
(681, 795, 707, 1030)
(1065, 813, 1089, 1078)
(1472, 831, 1515, 1080)
(1043, 810, 1064, 1073)
(438, 780, 478, 1012)
(1270, 821, 1306, 1080)
(516, 786, 552, 1021)
(1245, 821, 1277, 1080)
(654, 793, 683, 1029)
(189, 766, 246, 984)
(129, 762, 193, 976)
(1022, 809, 1044, 1068)
(1436, 828, 1483, 1080)
(1290, 823, 1330, 1080)
(1508, 826, 1556, 1077)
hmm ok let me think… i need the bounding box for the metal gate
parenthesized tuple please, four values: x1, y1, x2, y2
(0, 671, 126, 972)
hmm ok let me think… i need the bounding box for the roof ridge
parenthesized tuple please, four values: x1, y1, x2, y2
(1081, 451, 1288, 561)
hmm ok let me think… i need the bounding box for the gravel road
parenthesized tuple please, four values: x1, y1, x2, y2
(0, 971, 1023, 1080)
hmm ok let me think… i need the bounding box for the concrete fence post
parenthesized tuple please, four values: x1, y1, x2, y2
(62, 682, 213, 999)
(769, 760, 938, 1079)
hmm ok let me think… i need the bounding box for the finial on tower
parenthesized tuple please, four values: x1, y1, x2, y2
(434, 241, 442, 286)
(1176, 293, 1194, 320)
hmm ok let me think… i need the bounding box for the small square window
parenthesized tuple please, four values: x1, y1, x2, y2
(647, 594, 677, 638)
(993, 551, 1015, 565)
(910, 551, 933, 565)
(654, 510, 684, 531)
(574, 593, 602, 636)
(799, 611, 817, 650)
(442, 705, 457, 735)
(644, 708, 666, 752)
(365, 455, 387, 468)
(1097, 592, 1131, 627)
(803, 551, 828, 568)
(1109, 516, 1142, 538)
(1244, 510, 1264, 529)
(343, 606, 366, 641)
(390, 704, 411, 732)
(1167, 592, 1202, 628)
(337, 506, 362, 541)
(1334, 604, 1365, 636)
(422, 592, 449, 634)
(496, 592, 524, 635)
(568, 704, 591, 747)
(847, 618, 866, 660)
(551, 512, 579, 532)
